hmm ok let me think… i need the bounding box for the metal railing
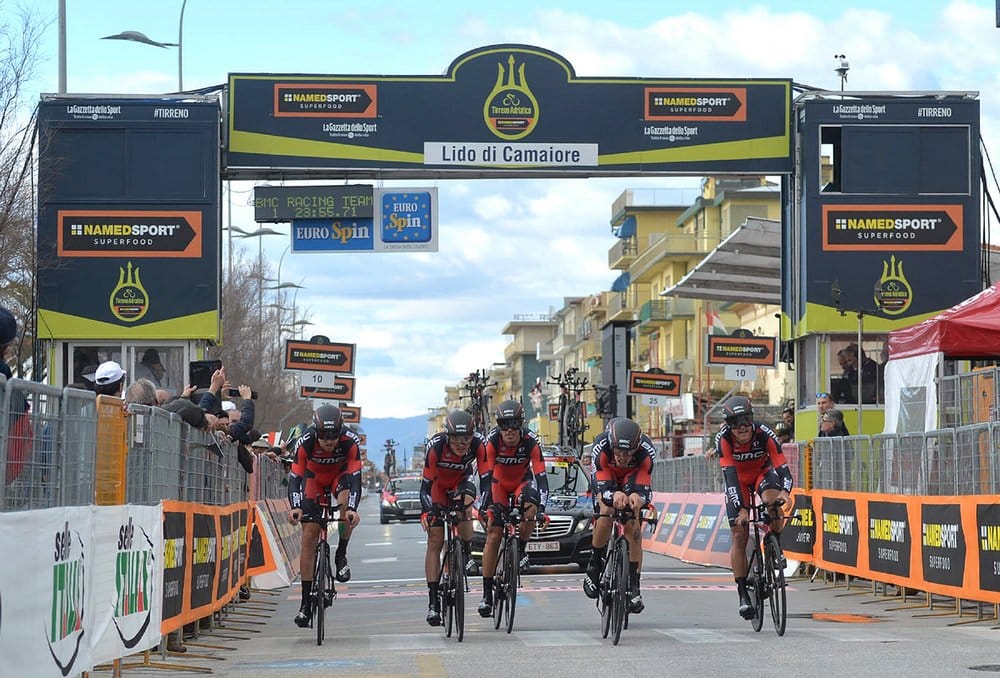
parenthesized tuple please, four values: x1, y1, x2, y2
(0, 377, 288, 513)
(652, 421, 1000, 498)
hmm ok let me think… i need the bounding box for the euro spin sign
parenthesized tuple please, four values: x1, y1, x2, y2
(284, 339, 355, 374)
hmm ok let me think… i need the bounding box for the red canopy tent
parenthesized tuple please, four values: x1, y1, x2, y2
(888, 282, 1000, 360)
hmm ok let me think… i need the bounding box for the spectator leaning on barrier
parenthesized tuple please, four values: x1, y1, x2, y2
(124, 378, 158, 406)
(819, 408, 850, 437)
(94, 361, 127, 397)
(819, 407, 853, 490)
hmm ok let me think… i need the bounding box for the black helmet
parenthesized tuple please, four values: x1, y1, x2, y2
(607, 418, 642, 453)
(312, 405, 344, 436)
(445, 410, 474, 436)
(722, 396, 754, 425)
(495, 399, 524, 428)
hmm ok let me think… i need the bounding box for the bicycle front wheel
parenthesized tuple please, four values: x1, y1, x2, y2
(451, 539, 465, 642)
(750, 549, 764, 633)
(766, 534, 787, 636)
(611, 540, 629, 645)
(504, 536, 518, 634)
(599, 555, 612, 638)
(443, 568, 454, 638)
(492, 542, 505, 630)
(313, 542, 329, 646)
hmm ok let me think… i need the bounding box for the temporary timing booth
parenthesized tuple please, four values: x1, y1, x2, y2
(884, 282, 1000, 433)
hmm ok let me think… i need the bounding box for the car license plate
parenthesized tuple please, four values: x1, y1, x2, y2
(526, 541, 559, 552)
(404, 509, 422, 516)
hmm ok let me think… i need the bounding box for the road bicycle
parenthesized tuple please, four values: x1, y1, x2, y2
(463, 369, 495, 436)
(438, 495, 470, 642)
(594, 506, 654, 645)
(547, 368, 589, 452)
(744, 491, 794, 636)
(310, 491, 346, 646)
(491, 496, 524, 634)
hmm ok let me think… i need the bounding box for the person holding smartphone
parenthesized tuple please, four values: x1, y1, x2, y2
(197, 366, 256, 444)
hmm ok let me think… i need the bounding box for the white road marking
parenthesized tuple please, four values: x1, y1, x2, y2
(516, 630, 600, 646)
(364, 542, 393, 547)
(361, 557, 399, 564)
(656, 628, 754, 643)
(370, 633, 447, 650)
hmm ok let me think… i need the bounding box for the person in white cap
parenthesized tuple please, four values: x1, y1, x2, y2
(94, 361, 127, 397)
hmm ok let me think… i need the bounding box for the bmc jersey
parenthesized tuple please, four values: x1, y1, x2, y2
(288, 427, 363, 511)
(482, 427, 548, 510)
(715, 423, 793, 511)
(591, 431, 656, 506)
(420, 432, 486, 510)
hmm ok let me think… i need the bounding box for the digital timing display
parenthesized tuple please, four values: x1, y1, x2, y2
(253, 185, 373, 222)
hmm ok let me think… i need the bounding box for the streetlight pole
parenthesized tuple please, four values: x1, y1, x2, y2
(101, 0, 189, 91)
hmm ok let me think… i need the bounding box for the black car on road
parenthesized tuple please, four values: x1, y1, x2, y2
(380, 474, 423, 524)
(470, 446, 594, 572)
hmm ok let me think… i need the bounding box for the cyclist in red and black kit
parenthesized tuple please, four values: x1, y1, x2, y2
(477, 399, 548, 617)
(715, 395, 793, 620)
(582, 417, 655, 613)
(287, 405, 362, 628)
(420, 410, 485, 627)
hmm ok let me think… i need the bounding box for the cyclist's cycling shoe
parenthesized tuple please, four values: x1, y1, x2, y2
(582, 570, 600, 599)
(477, 597, 493, 617)
(426, 603, 442, 627)
(738, 590, 756, 620)
(628, 591, 645, 614)
(293, 606, 312, 628)
(519, 552, 531, 573)
(335, 554, 351, 583)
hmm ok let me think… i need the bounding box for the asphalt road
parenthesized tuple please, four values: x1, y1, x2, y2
(145, 495, 1000, 678)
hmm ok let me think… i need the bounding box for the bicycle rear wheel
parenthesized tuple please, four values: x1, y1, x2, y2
(766, 534, 787, 636)
(504, 536, 518, 634)
(749, 549, 764, 633)
(451, 539, 465, 642)
(313, 541, 329, 646)
(611, 540, 629, 645)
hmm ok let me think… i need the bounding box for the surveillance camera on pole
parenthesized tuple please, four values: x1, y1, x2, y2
(834, 54, 850, 92)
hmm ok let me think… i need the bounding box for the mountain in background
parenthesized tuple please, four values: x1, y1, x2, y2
(359, 414, 431, 472)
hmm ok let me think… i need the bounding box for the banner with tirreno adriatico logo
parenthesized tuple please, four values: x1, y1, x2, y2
(0, 505, 162, 678)
(227, 44, 792, 177)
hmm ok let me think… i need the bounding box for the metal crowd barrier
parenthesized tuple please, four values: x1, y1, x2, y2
(0, 377, 290, 513)
(649, 422, 1000, 497)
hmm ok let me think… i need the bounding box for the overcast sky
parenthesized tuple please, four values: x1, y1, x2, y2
(18, 0, 1000, 417)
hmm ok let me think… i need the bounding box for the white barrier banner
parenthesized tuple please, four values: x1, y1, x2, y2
(0, 505, 162, 677)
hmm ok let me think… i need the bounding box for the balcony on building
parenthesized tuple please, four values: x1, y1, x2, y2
(637, 298, 696, 334)
(608, 215, 638, 269)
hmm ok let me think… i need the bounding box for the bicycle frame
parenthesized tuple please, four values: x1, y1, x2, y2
(596, 508, 635, 645)
(439, 498, 469, 642)
(311, 491, 343, 646)
(745, 491, 792, 636)
(492, 496, 523, 634)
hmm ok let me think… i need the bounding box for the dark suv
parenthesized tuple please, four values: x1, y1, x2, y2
(379, 474, 423, 524)
(470, 446, 594, 571)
